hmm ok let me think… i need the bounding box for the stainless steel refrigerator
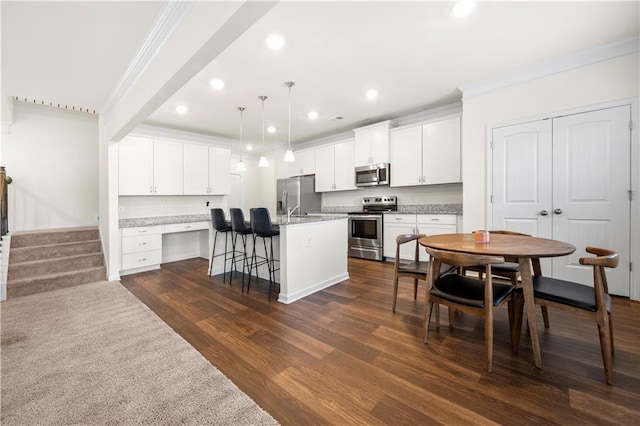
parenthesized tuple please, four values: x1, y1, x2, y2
(276, 174, 321, 216)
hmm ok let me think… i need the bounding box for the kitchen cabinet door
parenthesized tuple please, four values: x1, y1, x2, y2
(333, 139, 356, 191)
(291, 148, 315, 176)
(354, 121, 390, 166)
(390, 126, 422, 187)
(382, 218, 416, 260)
(119, 136, 154, 195)
(153, 139, 183, 195)
(208, 147, 230, 194)
(423, 116, 461, 184)
(314, 144, 335, 192)
(183, 143, 209, 195)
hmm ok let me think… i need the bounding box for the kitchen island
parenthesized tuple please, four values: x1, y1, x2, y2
(209, 215, 349, 304)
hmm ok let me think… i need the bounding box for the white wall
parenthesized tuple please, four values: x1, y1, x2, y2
(3, 102, 99, 231)
(118, 195, 226, 218)
(461, 53, 640, 232)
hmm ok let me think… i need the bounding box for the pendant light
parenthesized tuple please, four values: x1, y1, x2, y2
(258, 95, 269, 168)
(282, 81, 295, 162)
(236, 107, 246, 172)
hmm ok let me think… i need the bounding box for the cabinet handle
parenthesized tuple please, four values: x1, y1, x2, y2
(154, 186, 157, 193)
(554, 209, 563, 215)
(150, 186, 153, 193)
(138, 242, 147, 246)
(540, 210, 549, 216)
(395, 217, 402, 221)
(431, 218, 440, 221)
(184, 225, 191, 229)
(138, 257, 147, 262)
(138, 229, 147, 233)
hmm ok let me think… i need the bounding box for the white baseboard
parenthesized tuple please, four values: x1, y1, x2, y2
(278, 272, 350, 304)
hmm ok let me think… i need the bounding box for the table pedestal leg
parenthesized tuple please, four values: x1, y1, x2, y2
(519, 257, 542, 368)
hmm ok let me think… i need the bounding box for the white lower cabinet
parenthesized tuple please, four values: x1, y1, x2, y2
(121, 226, 163, 271)
(383, 214, 457, 261)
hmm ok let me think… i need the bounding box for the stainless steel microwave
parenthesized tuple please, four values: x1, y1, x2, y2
(355, 163, 390, 187)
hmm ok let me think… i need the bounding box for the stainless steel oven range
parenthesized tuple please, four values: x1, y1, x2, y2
(348, 196, 397, 261)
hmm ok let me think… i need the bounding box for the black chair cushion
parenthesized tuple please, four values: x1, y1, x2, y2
(430, 274, 515, 308)
(532, 276, 610, 313)
(466, 261, 519, 274)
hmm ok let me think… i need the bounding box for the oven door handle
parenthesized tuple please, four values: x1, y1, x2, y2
(349, 215, 379, 220)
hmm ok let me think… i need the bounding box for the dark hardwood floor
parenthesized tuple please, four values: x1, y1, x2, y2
(120, 257, 640, 425)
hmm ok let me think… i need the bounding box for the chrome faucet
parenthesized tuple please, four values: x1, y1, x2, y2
(287, 205, 300, 222)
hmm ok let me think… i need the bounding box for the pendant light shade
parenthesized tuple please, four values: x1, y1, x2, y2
(258, 95, 269, 168)
(283, 81, 295, 162)
(236, 107, 246, 172)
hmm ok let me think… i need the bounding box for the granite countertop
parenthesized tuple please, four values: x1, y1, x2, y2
(119, 213, 347, 229)
(119, 214, 210, 228)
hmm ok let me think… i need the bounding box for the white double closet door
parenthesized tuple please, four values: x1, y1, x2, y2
(491, 105, 631, 296)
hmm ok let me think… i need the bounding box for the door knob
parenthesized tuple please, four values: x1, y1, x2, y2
(540, 210, 549, 216)
(554, 209, 563, 215)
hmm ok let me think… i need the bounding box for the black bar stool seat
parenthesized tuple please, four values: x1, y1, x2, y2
(248, 207, 280, 301)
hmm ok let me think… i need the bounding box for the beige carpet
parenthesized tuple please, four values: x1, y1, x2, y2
(0, 281, 278, 425)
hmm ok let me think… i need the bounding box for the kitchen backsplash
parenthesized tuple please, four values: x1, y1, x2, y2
(118, 196, 226, 218)
(321, 183, 462, 208)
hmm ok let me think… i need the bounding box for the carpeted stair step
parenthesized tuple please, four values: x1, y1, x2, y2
(8, 252, 104, 281)
(7, 266, 106, 298)
(10, 227, 99, 249)
(9, 240, 102, 264)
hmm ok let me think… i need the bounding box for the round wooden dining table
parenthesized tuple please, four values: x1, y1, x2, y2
(418, 233, 575, 368)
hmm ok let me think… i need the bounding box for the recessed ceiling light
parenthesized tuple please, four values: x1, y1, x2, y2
(307, 111, 319, 120)
(266, 34, 285, 50)
(209, 79, 224, 90)
(246, 144, 253, 151)
(176, 105, 188, 114)
(365, 89, 378, 100)
(267, 126, 276, 133)
(452, 0, 476, 18)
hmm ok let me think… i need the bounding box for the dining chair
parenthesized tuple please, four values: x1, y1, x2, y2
(392, 234, 427, 312)
(530, 246, 619, 385)
(392, 234, 458, 313)
(424, 247, 515, 373)
(462, 230, 552, 327)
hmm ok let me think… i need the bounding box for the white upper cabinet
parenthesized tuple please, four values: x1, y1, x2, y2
(183, 144, 230, 195)
(118, 136, 183, 195)
(354, 121, 390, 166)
(291, 148, 316, 176)
(119, 136, 230, 196)
(119, 136, 154, 195)
(183, 143, 209, 195)
(208, 146, 230, 194)
(333, 140, 356, 191)
(390, 116, 461, 187)
(423, 116, 461, 184)
(315, 139, 356, 192)
(152, 139, 183, 195)
(389, 126, 423, 187)
(276, 148, 316, 178)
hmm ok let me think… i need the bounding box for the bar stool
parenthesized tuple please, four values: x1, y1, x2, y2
(248, 207, 280, 301)
(229, 208, 253, 291)
(209, 208, 233, 283)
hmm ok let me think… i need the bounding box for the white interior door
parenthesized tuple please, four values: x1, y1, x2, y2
(492, 120, 553, 238)
(551, 106, 631, 294)
(491, 106, 631, 296)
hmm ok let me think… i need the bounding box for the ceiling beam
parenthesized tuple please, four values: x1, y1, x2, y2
(101, 1, 279, 143)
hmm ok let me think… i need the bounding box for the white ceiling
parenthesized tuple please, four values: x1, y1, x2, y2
(2, 1, 639, 152)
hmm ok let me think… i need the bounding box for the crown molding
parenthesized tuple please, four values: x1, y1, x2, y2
(131, 123, 231, 149)
(459, 36, 640, 100)
(101, 1, 194, 117)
